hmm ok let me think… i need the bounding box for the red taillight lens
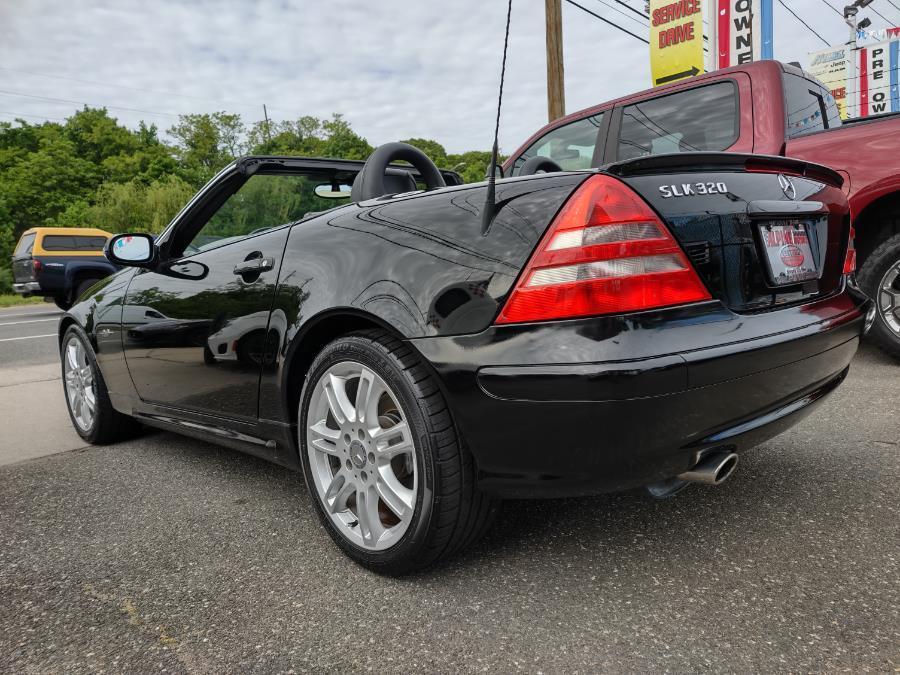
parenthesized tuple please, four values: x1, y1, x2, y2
(843, 223, 857, 275)
(32, 259, 42, 274)
(495, 174, 711, 324)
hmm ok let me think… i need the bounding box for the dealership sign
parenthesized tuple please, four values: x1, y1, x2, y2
(856, 40, 900, 116)
(714, 0, 774, 67)
(810, 38, 900, 118)
(650, 0, 705, 85)
(808, 46, 850, 118)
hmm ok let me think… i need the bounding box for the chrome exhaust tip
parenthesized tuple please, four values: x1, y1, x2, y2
(677, 452, 739, 485)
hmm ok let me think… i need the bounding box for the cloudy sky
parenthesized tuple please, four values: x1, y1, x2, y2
(1, 0, 899, 154)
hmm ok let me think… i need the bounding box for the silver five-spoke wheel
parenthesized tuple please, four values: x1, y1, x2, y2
(877, 261, 900, 336)
(63, 336, 96, 432)
(306, 361, 417, 551)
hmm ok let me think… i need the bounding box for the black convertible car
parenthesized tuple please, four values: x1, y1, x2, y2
(59, 142, 871, 574)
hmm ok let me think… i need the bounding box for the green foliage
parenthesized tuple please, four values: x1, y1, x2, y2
(399, 140, 502, 184)
(0, 107, 495, 261)
(167, 112, 246, 185)
(77, 175, 195, 234)
(0, 267, 13, 295)
(247, 114, 373, 160)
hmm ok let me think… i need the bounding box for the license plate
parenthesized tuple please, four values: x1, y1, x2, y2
(758, 221, 818, 286)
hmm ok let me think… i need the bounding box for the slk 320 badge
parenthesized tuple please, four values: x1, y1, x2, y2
(659, 182, 728, 198)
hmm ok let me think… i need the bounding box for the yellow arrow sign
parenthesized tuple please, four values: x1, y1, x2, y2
(650, 0, 705, 86)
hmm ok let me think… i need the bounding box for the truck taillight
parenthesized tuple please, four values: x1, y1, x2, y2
(495, 174, 711, 324)
(843, 223, 857, 275)
(32, 259, 42, 274)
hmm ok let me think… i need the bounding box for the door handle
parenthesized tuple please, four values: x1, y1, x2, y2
(233, 256, 275, 276)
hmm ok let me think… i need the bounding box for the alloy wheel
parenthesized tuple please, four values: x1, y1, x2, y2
(305, 361, 418, 551)
(878, 261, 900, 335)
(63, 336, 96, 431)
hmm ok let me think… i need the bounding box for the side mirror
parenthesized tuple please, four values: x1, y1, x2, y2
(485, 163, 504, 180)
(106, 233, 157, 268)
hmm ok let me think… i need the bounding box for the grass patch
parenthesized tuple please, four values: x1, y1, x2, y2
(0, 294, 47, 309)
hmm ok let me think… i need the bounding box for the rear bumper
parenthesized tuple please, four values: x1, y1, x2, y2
(13, 282, 41, 295)
(411, 289, 869, 498)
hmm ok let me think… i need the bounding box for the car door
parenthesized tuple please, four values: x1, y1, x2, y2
(121, 169, 312, 422)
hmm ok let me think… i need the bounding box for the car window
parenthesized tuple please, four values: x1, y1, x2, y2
(185, 173, 350, 255)
(616, 82, 739, 161)
(14, 232, 36, 257)
(41, 235, 108, 251)
(783, 72, 842, 139)
(511, 113, 605, 176)
(75, 236, 109, 250)
(41, 235, 76, 251)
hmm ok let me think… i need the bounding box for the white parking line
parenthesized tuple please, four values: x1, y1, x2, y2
(0, 333, 57, 343)
(0, 318, 59, 327)
(0, 310, 61, 319)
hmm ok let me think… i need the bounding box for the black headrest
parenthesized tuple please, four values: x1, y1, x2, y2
(351, 167, 417, 202)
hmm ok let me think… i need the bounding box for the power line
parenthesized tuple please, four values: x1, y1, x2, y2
(0, 66, 279, 113)
(0, 88, 181, 119)
(590, 0, 649, 27)
(0, 110, 67, 122)
(866, 2, 897, 25)
(817, 0, 844, 17)
(882, 0, 900, 15)
(600, 0, 649, 19)
(565, 0, 650, 43)
(776, 0, 831, 46)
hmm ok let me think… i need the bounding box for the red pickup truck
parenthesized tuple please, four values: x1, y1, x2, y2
(503, 60, 900, 357)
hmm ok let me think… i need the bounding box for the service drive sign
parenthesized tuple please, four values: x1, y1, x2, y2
(715, 0, 771, 67)
(856, 39, 900, 116)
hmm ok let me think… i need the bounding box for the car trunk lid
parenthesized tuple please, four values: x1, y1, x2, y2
(606, 153, 849, 312)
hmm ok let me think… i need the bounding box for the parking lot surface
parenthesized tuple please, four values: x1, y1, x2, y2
(0, 303, 897, 672)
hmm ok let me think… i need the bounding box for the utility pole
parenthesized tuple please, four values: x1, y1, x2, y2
(843, 0, 873, 118)
(545, 0, 566, 122)
(262, 104, 271, 143)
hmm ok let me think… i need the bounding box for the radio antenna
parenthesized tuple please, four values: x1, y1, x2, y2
(481, 0, 513, 235)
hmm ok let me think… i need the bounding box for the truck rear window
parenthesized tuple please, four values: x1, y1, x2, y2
(41, 235, 108, 251)
(783, 72, 842, 138)
(616, 82, 739, 161)
(14, 232, 36, 257)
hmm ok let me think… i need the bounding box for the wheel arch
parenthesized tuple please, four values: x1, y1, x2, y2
(854, 190, 900, 265)
(282, 308, 419, 430)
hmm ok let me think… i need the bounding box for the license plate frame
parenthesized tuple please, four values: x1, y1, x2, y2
(757, 220, 819, 287)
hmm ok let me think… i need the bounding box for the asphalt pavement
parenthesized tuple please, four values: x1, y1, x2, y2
(0, 303, 897, 672)
(0, 303, 86, 465)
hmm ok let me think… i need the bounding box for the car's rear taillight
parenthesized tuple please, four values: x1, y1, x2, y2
(495, 174, 711, 324)
(32, 259, 42, 274)
(843, 223, 857, 275)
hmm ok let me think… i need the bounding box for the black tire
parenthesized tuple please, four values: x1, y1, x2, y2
(61, 324, 141, 444)
(858, 233, 900, 359)
(53, 296, 72, 311)
(298, 329, 497, 575)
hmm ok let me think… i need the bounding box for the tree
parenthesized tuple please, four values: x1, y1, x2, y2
(167, 112, 246, 184)
(400, 138, 449, 168)
(68, 175, 195, 234)
(64, 107, 139, 166)
(0, 137, 99, 236)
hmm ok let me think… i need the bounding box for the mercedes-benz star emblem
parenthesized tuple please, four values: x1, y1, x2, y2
(778, 173, 797, 200)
